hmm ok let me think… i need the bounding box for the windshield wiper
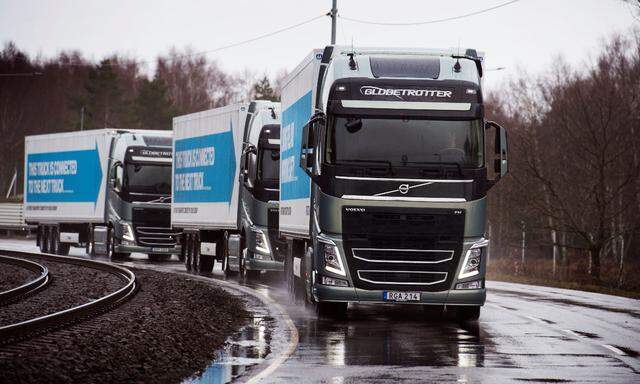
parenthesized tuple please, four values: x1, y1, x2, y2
(404, 161, 463, 176)
(148, 195, 172, 203)
(338, 159, 395, 175)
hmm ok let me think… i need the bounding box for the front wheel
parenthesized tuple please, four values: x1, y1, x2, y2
(315, 302, 348, 319)
(455, 306, 481, 322)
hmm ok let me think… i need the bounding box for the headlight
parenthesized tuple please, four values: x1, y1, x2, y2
(120, 222, 135, 242)
(319, 237, 346, 276)
(253, 229, 270, 254)
(458, 239, 488, 279)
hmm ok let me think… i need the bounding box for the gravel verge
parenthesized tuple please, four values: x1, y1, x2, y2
(0, 257, 122, 326)
(0, 262, 36, 292)
(0, 268, 249, 384)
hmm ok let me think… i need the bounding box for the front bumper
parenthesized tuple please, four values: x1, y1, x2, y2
(115, 244, 181, 255)
(245, 258, 284, 272)
(313, 283, 486, 306)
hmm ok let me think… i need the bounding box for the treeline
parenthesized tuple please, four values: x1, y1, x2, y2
(485, 33, 640, 291)
(0, 43, 283, 196)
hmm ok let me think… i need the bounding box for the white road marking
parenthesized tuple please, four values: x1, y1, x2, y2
(602, 344, 626, 356)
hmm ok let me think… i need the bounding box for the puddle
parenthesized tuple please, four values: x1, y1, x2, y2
(183, 314, 274, 384)
(514, 379, 573, 383)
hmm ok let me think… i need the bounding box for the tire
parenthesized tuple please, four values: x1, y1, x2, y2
(149, 253, 171, 262)
(107, 228, 129, 260)
(178, 233, 186, 262)
(58, 242, 70, 256)
(86, 225, 96, 257)
(184, 234, 193, 271)
(199, 255, 214, 274)
(222, 232, 237, 277)
(192, 234, 201, 272)
(315, 302, 348, 319)
(49, 226, 58, 255)
(455, 306, 481, 322)
(39, 226, 49, 254)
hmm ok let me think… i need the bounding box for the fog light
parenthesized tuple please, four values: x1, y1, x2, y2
(456, 280, 483, 290)
(321, 276, 349, 287)
(253, 229, 270, 254)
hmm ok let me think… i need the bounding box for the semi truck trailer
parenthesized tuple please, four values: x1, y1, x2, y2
(172, 101, 285, 278)
(280, 46, 509, 319)
(24, 129, 179, 260)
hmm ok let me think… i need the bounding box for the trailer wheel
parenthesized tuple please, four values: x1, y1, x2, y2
(49, 226, 58, 255)
(284, 253, 298, 303)
(178, 233, 186, 262)
(39, 226, 49, 254)
(58, 242, 70, 256)
(184, 234, 193, 271)
(86, 225, 96, 257)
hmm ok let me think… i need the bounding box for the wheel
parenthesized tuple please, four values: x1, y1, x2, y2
(149, 253, 171, 262)
(222, 232, 237, 277)
(192, 234, 201, 272)
(86, 225, 96, 257)
(107, 228, 129, 260)
(455, 306, 481, 322)
(315, 302, 348, 319)
(178, 233, 186, 262)
(39, 226, 49, 254)
(284, 253, 298, 303)
(184, 234, 193, 271)
(58, 242, 70, 256)
(199, 255, 214, 273)
(49, 226, 58, 254)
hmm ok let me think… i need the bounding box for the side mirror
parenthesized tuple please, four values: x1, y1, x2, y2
(242, 145, 257, 186)
(485, 121, 508, 184)
(111, 161, 123, 193)
(299, 123, 314, 177)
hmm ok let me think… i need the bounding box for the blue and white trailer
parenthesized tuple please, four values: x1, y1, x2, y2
(172, 101, 284, 277)
(24, 129, 178, 259)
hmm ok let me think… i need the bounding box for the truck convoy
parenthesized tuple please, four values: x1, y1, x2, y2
(24, 129, 179, 260)
(172, 101, 284, 277)
(280, 46, 508, 319)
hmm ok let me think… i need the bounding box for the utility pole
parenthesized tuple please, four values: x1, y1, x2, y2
(80, 106, 85, 131)
(330, 0, 338, 45)
(521, 220, 526, 273)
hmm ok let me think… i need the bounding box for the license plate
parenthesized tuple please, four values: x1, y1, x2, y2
(383, 291, 421, 302)
(152, 247, 170, 253)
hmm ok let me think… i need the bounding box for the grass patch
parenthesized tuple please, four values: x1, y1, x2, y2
(488, 272, 640, 300)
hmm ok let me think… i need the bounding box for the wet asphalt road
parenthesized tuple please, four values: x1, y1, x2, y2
(2, 238, 639, 384)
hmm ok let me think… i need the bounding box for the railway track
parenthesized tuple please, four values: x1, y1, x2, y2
(0, 255, 50, 305)
(0, 249, 137, 345)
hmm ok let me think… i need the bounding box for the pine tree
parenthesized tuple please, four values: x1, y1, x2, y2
(252, 76, 278, 101)
(134, 77, 176, 130)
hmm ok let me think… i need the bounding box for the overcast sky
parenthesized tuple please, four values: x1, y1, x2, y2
(0, 0, 637, 91)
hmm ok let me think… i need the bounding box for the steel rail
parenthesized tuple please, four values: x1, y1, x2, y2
(0, 249, 137, 345)
(0, 255, 50, 305)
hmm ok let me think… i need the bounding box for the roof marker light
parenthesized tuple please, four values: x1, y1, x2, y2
(336, 85, 347, 92)
(466, 89, 477, 95)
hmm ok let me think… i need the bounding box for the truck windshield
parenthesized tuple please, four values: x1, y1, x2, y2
(124, 163, 171, 196)
(325, 117, 484, 168)
(258, 148, 279, 181)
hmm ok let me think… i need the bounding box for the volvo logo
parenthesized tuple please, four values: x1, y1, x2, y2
(345, 207, 366, 212)
(398, 184, 410, 194)
(374, 181, 435, 197)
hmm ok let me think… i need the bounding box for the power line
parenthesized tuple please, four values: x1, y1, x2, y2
(339, 0, 521, 26)
(5, 12, 327, 69)
(170, 13, 327, 60)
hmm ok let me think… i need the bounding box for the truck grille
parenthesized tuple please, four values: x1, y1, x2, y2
(134, 226, 179, 247)
(132, 207, 176, 248)
(342, 207, 465, 292)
